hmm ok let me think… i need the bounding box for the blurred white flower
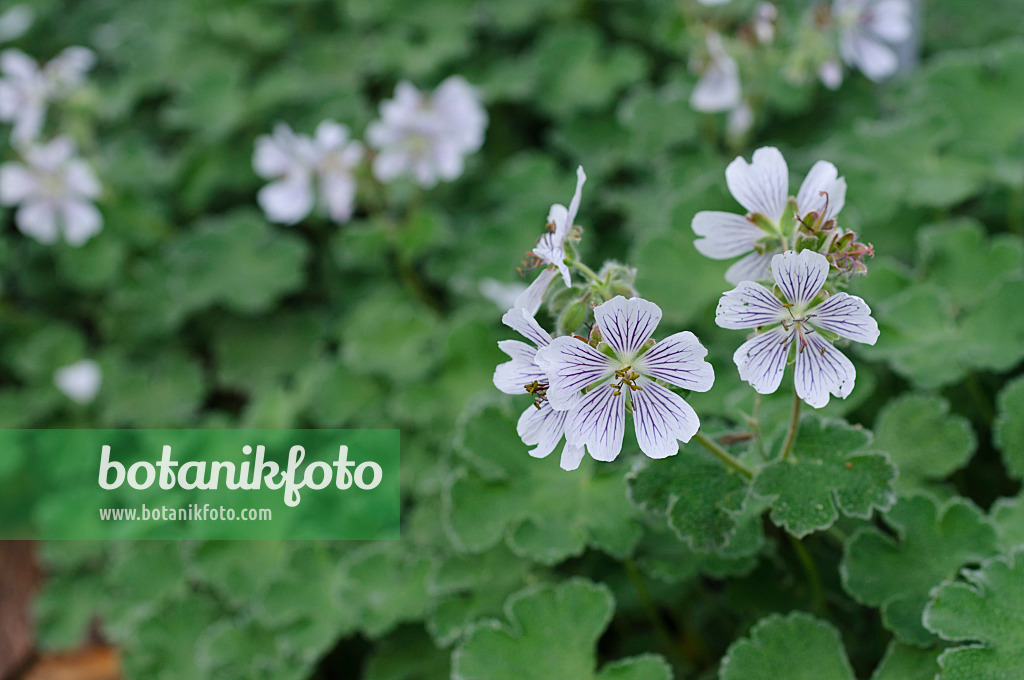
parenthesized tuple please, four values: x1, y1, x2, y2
(0, 136, 102, 245)
(253, 120, 363, 225)
(0, 5, 33, 43)
(479, 278, 528, 310)
(727, 100, 755, 140)
(690, 33, 742, 113)
(0, 46, 95, 144)
(697, 0, 731, 5)
(818, 60, 844, 90)
(54, 359, 102, 404)
(366, 75, 487, 188)
(753, 2, 778, 44)
(833, 0, 913, 81)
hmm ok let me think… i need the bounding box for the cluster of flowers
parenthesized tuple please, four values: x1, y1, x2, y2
(493, 147, 878, 470)
(0, 42, 102, 246)
(253, 76, 487, 225)
(691, 0, 913, 132)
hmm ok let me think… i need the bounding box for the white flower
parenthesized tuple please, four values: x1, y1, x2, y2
(54, 359, 101, 404)
(493, 307, 585, 471)
(690, 33, 741, 113)
(833, 0, 913, 81)
(479, 278, 528, 310)
(514, 166, 587, 315)
(0, 136, 102, 245)
(691, 146, 847, 284)
(753, 2, 779, 44)
(536, 296, 714, 463)
(0, 46, 94, 144)
(366, 75, 487, 188)
(716, 249, 879, 408)
(726, 100, 754, 139)
(253, 120, 363, 225)
(0, 5, 33, 43)
(818, 60, 844, 90)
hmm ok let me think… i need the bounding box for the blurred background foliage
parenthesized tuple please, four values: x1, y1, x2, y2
(1, 0, 1024, 678)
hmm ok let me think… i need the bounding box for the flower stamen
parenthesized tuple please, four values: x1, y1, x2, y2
(611, 367, 642, 397)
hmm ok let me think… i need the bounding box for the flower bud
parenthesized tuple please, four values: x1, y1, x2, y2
(557, 298, 589, 336)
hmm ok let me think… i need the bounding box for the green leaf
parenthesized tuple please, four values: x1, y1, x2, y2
(452, 579, 671, 680)
(873, 394, 976, 489)
(445, 402, 642, 565)
(719, 611, 856, 680)
(870, 641, 942, 680)
(994, 375, 1024, 478)
(335, 543, 434, 639)
(924, 549, 1024, 680)
(341, 289, 440, 383)
(990, 493, 1024, 552)
(841, 493, 999, 645)
(752, 416, 896, 537)
(365, 627, 450, 680)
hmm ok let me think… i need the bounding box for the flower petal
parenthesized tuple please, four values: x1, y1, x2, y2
(513, 266, 559, 317)
(517, 400, 571, 459)
(796, 161, 846, 222)
(842, 33, 898, 81)
(725, 146, 788, 220)
(692, 211, 763, 259)
(715, 281, 787, 329)
(771, 249, 829, 306)
(16, 199, 58, 243)
(54, 359, 101, 404)
(257, 175, 314, 225)
(502, 307, 551, 348)
(493, 340, 544, 395)
(635, 331, 715, 392)
(319, 170, 357, 223)
(869, 0, 913, 43)
(809, 292, 879, 344)
(60, 199, 102, 246)
(725, 249, 776, 285)
(631, 380, 701, 458)
(0, 161, 37, 203)
(565, 384, 625, 462)
(733, 326, 794, 395)
(565, 166, 586, 231)
(794, 333, 856, 408)
(559, 443, 586, 471)
(594, 296, 662, 358)
(535, 336, 613, 409)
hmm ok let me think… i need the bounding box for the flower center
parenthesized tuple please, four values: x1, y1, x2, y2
(611, 367, 642, 397)
(524, 380, 548, 409)
(780, 305, 824, 355)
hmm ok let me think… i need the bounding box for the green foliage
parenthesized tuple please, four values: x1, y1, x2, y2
(924, 550, 1024, 680)
(841, 493, 999, 645)
(719, 612, 856, 680)
(995, 376, 1024, 478)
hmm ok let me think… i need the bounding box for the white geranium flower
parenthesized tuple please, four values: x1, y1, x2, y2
(536, 296, 714, 463)
(253, 120, 363, 225)
(716, 249, 879, 408)
(690, 33, 742, 113)
(833, 0, 913, 81)
(366, 75, 487, 189)
(0, 46, 94, 144)
(493, 307, 585, 471)
(691, 146, 847, 284)
(54, 359, 101, 404)
(0, 136, 102, 245)
(514, 166, 587, 315)
(753, 2, 779, 44)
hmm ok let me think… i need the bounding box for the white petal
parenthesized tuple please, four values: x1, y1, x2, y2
(635, 331, 715, 392)
(65, 160, 101, 198)
(371, 149, 410, 183)
(715, 281, 787, 329)
(517, 401, 570, 459)
(533, 207, 571, 286)
(631, 380, 701, 458)
(594, 296, 662, 358)
(733, 326, 794, 395)
(60, 200, 102, 246)
(725, 249, 776, 285)
(257, 175, 313, 225)
(480, 279, 527, 310)
(16, 199, 58, 243)
(0, 161, 38, 203)
(842, 33, 898, 81)
(565, 166, 586, 232)
(565, 384, 625, 462)
(869, 0, 913, 43)
(54, 359, 101, 404)
(513, 266, 559, 317)
(314, 120, 348, 150)
(725, 146, 788, 220)
(690, 40, 742, 114)
(535, 336, 613, 410)
(808, 293, 879, 344)
(770, 249, 829, 306)
(819, 61, 844, 90)
(796, 161, 846, 222)
(501, 307, 551, 348)
(493, 340, 545, 395)
(0, 6, 34, 43)
(692, 211, 763, 260)
(560, 443, 586, 471)
(319, 171, 357, 223)
(794, 333, 856, 408)
(0, 48, 38, 81)
(253, 126, 301, 178)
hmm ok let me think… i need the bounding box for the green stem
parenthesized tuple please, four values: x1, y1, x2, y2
(623, 558, 683, 662)
(781, 388, 802, 460)
(692, 431, 754, 479)
(569, 259, 602, 285)
(750, 393, 766, 459)
(788, 534, 826, 614)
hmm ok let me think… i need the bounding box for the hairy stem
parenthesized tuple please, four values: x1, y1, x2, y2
(789, 534, 826, 614)
(570, 259, 602, 285)
(781, 388, 802, 460)
(623, 558, 684, 663)
(693, 431, 754, 479)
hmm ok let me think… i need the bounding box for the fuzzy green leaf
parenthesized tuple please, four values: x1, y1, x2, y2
(995, 376, 1024, 478)
(719, 612, 856, 680)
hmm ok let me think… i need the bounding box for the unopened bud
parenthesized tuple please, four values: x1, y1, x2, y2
(558, 299, 589, 336)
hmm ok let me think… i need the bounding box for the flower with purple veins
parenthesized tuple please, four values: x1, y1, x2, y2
(833, 0, 913, 82)
(692, 146, 847, 284)
(716, 249, 879, 408)
(536, 296, 714, 464)
(493, 307, 585, 471)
